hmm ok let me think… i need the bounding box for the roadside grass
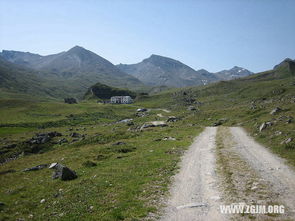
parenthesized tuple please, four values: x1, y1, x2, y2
(0, 97, 202, 220)
(215, 127, 287, 220)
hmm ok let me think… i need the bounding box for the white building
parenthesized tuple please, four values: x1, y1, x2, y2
(110, 96, 133, 104)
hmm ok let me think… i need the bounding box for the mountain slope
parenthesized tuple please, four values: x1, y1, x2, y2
(214, 66, 253, 80)
(117, 54, 219, 87)
(117, 55, 252, 87)
(0, 46, 145, 96)
(0, 57, 76, 99)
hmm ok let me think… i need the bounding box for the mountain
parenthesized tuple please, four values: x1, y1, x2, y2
(117, 55, 220, 87)
(273, 58, 295, 76)
(117, 55, 252, 87)
(0, 57, 71, 99)
(84, 82, 137, 100)
(214, 66, 253, 80)
(0, 46, 145, 97)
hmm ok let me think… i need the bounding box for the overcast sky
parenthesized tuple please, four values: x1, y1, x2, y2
(0, 0, 295, 72)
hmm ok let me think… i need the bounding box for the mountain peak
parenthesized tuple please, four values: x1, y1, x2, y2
(67, 45, 88, 53)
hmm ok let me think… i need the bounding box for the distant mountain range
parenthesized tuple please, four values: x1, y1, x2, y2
(117, 55, 253, 87)
(0, 45, 256, 98)
(0, 46, 144, 98)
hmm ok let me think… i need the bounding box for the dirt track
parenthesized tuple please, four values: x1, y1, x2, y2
(160, 127, 226, 221)
(160, 127, 295, 220)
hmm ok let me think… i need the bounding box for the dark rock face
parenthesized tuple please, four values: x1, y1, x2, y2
(50, 163, 77, 181)
(64, 98, 77, 104)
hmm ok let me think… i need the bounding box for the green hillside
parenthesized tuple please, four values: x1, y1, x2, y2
(0, 59, 294, 220)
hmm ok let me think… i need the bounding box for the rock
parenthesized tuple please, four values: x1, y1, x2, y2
(23, 164, 48, 172)
(118, 119, 133, 123)
(163, 137, 176, 141)
(212, 118, 228, 127)
(281, 138, 293, 145)
(70, 132, 81, 138)
(112, 142, 126, 145)
(274, 131, 282, 136)
(64, 98, 77, 104)
(137, 108, 147, 112)
(58, 138, 68, 144)
(187, 106, 197, 111)
(50, 163, 77, 181)
(140, 121, 168, 130)
(270, 107, 282, 115)
(167, 116, 179, 122)
(259, 122, 272, 132)
(26, 132, 62, 145)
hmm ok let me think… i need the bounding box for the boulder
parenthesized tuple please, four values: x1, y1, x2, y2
(270, 107, 282, 115)
(64, 98, 77, 104)
(140, 121, 168, 130)
(49, 163, 77, 181)
(137, 108, 147, 112)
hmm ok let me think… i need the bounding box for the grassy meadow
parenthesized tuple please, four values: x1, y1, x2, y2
(0, 66, 294, 220)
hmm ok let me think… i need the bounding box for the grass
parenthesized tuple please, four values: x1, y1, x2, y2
(0, 63, 294, 220)
(0, 96, 202, 220)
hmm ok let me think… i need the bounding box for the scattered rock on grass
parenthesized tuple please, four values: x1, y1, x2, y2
(112, 142, 126, 145)
(187, 106, 197, 111)
(23, 164, 48, 172)
(270, 107, 282, 115)
(167, 116, 179, 122)
(281, 138, 293, 145)
(70, 132, 81, 138)
(140, 121, 168, 130)
(163, 137, 176, 141)
(49, 163, 77, 181)
(259, 122, 272, 132)
(137, 108, 147, 112)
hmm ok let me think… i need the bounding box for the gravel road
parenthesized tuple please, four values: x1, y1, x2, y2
(230, 127, 295, 216)
(160, 126, 295, 220)
(160, 127, 226, 221)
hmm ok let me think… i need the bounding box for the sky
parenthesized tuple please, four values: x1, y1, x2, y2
(0, 0, 295, 73)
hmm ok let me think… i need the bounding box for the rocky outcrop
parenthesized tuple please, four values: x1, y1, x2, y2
(49, 163, 77, 181)
(64, 98, 77, 104)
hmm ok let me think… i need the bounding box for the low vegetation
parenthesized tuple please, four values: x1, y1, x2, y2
(0, 59, 294, 220)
